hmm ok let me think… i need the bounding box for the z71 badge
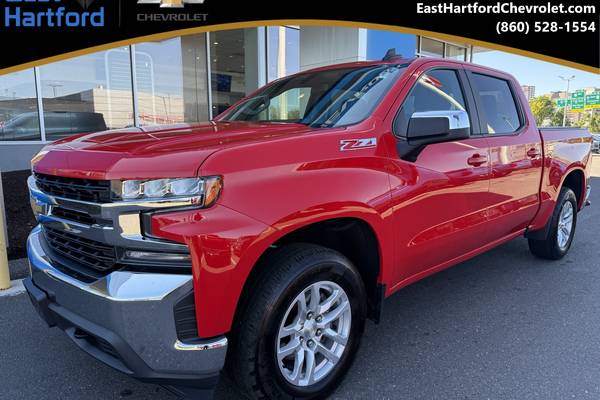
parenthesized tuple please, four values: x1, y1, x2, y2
(340, 138, 377, 151)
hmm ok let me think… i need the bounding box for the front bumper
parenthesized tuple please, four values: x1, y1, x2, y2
(25, 226, 227, 393)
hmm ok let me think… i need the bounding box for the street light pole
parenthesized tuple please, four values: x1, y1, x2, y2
(559, 75, 575, 127)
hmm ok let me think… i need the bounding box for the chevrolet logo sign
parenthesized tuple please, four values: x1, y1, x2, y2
(138, 0, 205, 7)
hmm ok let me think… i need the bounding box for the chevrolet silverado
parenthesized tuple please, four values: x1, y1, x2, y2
(24, 57, 592, 399)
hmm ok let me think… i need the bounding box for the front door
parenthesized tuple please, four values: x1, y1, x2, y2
(385, 67, 493, 285)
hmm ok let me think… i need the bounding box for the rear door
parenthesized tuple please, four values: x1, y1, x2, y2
(466, 67, 543, 240)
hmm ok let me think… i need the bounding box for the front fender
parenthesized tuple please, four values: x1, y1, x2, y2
(151, 202, 389, 338)
(152, 204, 275, 337)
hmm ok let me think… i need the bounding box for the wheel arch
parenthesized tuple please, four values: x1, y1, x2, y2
(560, 167, 586, 210)
(526, 165, 586, 240)
(232, 216, 385, 332)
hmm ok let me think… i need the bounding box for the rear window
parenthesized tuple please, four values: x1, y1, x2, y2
(471, 73, 521, 135)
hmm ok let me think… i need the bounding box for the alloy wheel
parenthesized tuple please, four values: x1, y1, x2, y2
(276, 280, 352, 387)
(557, 201, 574, 251)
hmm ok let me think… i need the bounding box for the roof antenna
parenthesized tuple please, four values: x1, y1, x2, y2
(382, 48, 401, 61)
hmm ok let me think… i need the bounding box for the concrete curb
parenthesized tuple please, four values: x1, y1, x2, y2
(0, 279, 25, 297)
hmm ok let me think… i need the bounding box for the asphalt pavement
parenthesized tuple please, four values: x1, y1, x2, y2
(2, 174, 599, 400)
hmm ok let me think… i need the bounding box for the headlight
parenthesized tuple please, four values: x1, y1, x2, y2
(115, 176, 222, 207)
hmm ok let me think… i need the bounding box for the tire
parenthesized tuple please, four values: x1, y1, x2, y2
(228, 243, 367, 400)
(528, 187, 578, 260)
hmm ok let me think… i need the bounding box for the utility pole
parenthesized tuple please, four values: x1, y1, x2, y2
(559, 75, 575, 127)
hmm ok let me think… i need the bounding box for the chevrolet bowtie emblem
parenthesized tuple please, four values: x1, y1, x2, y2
(137, 0, 205, 7)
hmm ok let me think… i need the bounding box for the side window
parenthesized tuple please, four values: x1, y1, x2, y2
(470, 73, 521, 135)
(395, 69, 467, 135)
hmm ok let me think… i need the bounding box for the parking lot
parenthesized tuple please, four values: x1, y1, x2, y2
(1, 158, 599, 400)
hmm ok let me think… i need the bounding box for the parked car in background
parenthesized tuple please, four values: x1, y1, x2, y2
(592, 133, 600, 154)
(25, 57, 592, 399)
(0, 111, 106, 141)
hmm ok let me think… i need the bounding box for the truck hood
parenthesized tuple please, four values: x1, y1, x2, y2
(33, 121, 313, 180)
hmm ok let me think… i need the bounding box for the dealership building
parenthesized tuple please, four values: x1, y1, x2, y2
(0, 25, 489, 171)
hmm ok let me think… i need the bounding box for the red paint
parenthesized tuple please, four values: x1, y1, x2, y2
(34, 58, 593, 338)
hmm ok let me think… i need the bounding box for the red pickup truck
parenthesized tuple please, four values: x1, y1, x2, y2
(25, 57, 592, 399)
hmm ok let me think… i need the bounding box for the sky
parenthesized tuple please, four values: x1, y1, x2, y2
(472, 51, 599, 96)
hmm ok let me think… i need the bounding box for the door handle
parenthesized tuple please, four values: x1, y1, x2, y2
(467, 153, 488, 167)
(526, 148, 541, 158)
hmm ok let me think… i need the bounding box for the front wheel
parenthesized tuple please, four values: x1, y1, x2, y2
(228, 244, 367, 399)
(528, 187, 578, 260)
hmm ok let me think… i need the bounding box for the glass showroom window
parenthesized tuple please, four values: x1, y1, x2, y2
(135, 34, 209, 125)
(0, 68, 41, 141)
(445, 44, 467, 61)
(38, 48, 134, 141)
(419, 37, 444, 58)
(267, 26, 300, 82)
(210, 29, 264, 117)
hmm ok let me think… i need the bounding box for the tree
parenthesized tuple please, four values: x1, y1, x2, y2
(551, 108, 570, 127)
(529, 96, 556, 126)
(575, 112, 600, 133)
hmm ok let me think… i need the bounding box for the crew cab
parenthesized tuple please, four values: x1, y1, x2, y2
(24, 57, 592, 399)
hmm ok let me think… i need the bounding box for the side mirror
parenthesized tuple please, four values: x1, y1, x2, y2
(407, 110, 470, 143)
(397, 110, 470, 161)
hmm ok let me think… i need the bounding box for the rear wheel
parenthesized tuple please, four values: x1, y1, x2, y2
(228, 244, 367, 399)
(528, 187, 578, 260)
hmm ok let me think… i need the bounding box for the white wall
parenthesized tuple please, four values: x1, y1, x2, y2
(299, 27, 367, 71)
(0, 143, 45, 171)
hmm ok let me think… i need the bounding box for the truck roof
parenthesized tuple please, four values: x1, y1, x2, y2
(297, 57, 515, 82)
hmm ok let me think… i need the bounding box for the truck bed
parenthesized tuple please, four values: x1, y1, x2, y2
(530, 127, 593, 231)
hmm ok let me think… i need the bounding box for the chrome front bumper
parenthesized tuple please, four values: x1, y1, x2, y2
(25, 226, 227, 390)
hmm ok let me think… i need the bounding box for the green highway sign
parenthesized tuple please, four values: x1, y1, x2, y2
(555, 91, 600, 111)
(585, 92, 600, 109)
(571, 91, 585, 112)
(555, 99, 572, 108)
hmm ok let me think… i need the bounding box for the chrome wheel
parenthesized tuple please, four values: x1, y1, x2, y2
(557, 201, 574, 251)
(276, 281, 352, 387)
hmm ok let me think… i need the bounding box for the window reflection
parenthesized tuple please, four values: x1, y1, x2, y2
(135, 35, 209, 125)
(210, 29, 252, 117)
(38, 48, 134, 140)
(267, 26, 300, 82)
(0, 68, 40, 141)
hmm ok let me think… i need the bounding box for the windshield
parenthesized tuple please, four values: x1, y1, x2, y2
(220, 64, 408, 128)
